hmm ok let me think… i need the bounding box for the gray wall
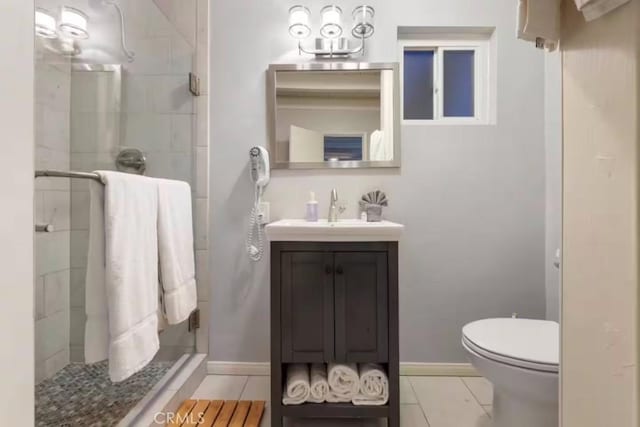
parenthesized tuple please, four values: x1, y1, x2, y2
(209, 0, 547, 362)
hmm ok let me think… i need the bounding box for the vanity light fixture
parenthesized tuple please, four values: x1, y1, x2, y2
(288, 4, 375, 58)
(320, 5, 343, 39)
(35, 6, 90, 41)
(35, 9, 58, 39)
(58, 6, 89, 40)
(352, 5, 375, 39)
(289, 6, 312, 39)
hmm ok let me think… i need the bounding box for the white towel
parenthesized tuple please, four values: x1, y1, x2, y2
(85, 171, 160, 382)
(517, 0, 560, 50)
(352, 364, 389, 406)
(574, 0, 630, 21)
(283, 364, 311, 405)
(308, 364, 329, 403)
(326, 363, 360, 403)
(369, 130, 392, 162)
(157, 179, 197, 324)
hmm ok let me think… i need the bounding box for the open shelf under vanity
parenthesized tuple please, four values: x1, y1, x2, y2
(282, 401, 390, 418)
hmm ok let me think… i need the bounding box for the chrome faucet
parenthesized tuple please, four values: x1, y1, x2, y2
(328, 188, 344, 222)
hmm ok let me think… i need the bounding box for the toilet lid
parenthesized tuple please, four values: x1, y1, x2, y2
(463, 318, 559, 370)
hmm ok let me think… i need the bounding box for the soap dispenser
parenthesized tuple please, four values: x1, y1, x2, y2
(305, 191, 319, 222)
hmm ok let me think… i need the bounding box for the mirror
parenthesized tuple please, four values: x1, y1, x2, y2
(268, 63, 400, 169)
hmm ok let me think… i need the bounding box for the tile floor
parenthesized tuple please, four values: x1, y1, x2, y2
(35, 360, 173, 427)
(191, 375, 493, 427)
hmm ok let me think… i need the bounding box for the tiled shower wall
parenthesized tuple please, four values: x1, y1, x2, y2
(34, 49, 72, 383)
(150, 0, 210, 357)
(194, 0, 210, 355)
(68, 68, 121, 361)
(68, 0, 202, 362)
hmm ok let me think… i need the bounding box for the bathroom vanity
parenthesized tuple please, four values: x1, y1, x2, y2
(266, 219, 403, 427)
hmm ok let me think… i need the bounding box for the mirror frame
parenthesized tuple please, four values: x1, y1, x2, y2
(267, 62, 401, 169)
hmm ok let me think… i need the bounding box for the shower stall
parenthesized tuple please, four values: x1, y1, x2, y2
(33, 0, 208, 425)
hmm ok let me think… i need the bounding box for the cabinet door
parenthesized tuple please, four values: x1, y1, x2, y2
(334, 252, 388, 362)
(281, 252, 334, 362)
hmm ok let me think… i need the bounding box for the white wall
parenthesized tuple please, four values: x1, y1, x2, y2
(209, 0, 548, 363)
(561, 1, 639, 425)
(544, 50, 562, 322)
(0, 1, 35, 423)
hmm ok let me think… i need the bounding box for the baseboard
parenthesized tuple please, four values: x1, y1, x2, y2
(206, 361, 478, 377)
(207, 361, 271, 376)
(399, 363, 479, 377)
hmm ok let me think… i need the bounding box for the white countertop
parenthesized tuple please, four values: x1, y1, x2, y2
(265, 219, 404, 242)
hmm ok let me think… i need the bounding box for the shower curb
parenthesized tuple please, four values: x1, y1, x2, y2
(117, 353, 207, 427)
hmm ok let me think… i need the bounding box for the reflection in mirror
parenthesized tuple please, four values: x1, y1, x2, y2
(269, 64, 400, 169)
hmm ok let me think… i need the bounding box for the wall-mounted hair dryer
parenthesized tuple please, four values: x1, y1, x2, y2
(247, 147, 270, 261)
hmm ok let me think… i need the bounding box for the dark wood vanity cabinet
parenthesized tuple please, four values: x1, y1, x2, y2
(280, 251, 334, 362)
(271, 241, 399, 427)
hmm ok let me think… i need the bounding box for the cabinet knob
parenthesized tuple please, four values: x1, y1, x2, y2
(325, 265, 332, 275)
(336, 266, 344, 275)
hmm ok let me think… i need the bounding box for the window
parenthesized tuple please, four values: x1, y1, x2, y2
(324, 135, 364, 161)
(403, 50, 435, 120)
(400, 34, 492, 124)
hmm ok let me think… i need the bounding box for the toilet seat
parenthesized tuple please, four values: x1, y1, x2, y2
(462, 318, 559, 373)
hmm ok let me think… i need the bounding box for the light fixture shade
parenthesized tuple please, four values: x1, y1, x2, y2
(352, 5, 375, 39)
(59, 6, 89, 40)
(320, 5, 342, 39)
(288, 6, 311, 39)
(35, 9, 57, 39)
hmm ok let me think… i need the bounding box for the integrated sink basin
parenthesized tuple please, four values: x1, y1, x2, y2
(265, 219, 404, 242)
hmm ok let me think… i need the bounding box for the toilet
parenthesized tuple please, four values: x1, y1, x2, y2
(462, 318, 559, 427)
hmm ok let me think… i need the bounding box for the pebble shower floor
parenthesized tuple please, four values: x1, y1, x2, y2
(35, 360, 173, 426)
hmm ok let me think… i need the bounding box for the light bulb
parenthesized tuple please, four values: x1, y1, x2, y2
(288, 6, 311, 39)
(352, 5, 375, 39)
(320, 5, 342, 39)
(59, 6, 89, 40)
(35, 9, 57, 39)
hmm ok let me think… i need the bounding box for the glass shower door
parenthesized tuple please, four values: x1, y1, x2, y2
(34, 0, 198, 425)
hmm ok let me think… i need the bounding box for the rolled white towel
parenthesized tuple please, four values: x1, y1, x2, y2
(352, 363, 389, 406)
(326, 363, 360, 403)
(282, 364, 311, 405)
(308, 364, 329, 403)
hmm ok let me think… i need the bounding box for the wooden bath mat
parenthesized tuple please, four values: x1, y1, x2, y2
(167, 400, 265, 427)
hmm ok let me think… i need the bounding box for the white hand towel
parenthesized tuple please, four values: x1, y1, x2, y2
(157, 179, 197, 324)
(283, 364, 311, 405)
(369, 130, 390, 162)
(352, 364, 389, 406)
(575, 0, 630, 21)
(85, 171, 160, 382)
(326, 363, 360, 403)
(517, 0, 561, 50)
(308, 364, 329, 403)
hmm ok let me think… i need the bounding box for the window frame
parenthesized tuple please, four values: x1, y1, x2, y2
(400, 38, 489, 125)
